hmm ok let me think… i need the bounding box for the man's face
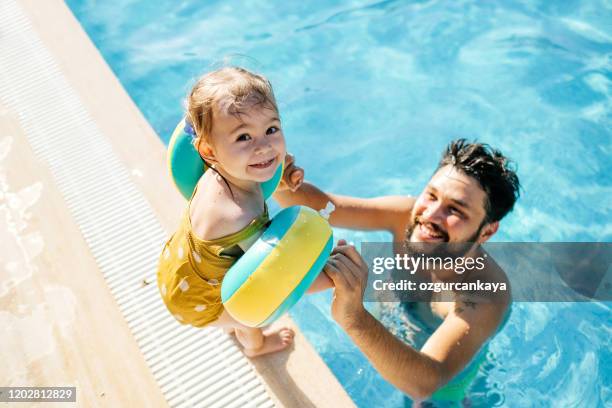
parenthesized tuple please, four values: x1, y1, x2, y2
(408, 165, 497, 243)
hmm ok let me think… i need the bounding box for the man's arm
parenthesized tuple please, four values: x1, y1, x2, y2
(325, 243, 506, 400)
(274, 181, 415, 239)
(346, 301, 503, 399)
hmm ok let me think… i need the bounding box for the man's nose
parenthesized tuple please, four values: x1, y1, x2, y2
(421, 202, 444, 224)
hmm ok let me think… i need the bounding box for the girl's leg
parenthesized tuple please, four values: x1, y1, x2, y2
(213, 310, 295, 357)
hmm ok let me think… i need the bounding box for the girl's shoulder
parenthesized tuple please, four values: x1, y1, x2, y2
(189, 175, 263, 241)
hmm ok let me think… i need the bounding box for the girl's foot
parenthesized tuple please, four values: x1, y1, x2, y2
(243, 327, 295, 357)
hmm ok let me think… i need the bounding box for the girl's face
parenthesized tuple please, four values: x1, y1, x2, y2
(201, 104, 286, 184)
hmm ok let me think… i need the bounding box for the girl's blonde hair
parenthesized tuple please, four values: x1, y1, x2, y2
(187, 67, 278, 148)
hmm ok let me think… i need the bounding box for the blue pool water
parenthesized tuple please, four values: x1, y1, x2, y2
(67, 0, 611, 406)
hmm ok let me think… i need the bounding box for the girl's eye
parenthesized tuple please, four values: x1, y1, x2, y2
(236, 133, 251, 142)
(427, 192, 436, 200)
(266, 126, 279, 135)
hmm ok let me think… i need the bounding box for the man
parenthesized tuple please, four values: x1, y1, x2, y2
(275, 139, 520, 401)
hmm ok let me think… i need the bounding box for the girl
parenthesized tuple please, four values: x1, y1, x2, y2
(157, 67, 331, 357)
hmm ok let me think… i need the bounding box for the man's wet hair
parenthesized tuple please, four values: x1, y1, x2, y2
(438, 139, 520, 223)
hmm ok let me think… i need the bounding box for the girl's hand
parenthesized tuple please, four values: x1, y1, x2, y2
(278, 153, 304, 192)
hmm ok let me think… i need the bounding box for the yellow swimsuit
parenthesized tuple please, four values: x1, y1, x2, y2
(157, 202, 269, 327)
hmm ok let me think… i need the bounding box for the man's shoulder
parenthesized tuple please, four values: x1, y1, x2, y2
(463, 258, 512, 311)
(451, 288, 510, 334)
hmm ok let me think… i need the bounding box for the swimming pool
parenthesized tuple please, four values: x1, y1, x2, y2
(67, 0, 611, 406)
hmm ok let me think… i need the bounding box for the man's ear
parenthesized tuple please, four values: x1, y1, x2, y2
(478, 221, 499, 243)
(196, 138, 217, 163)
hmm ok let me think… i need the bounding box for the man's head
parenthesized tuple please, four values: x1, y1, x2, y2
(408, 139, 520, 244)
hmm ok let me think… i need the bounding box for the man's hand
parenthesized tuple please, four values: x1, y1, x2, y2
(277, 153, 304, 192)
(323, 239, 369, 329)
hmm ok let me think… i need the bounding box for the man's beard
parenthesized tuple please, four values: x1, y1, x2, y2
(404, 217, 484, 259)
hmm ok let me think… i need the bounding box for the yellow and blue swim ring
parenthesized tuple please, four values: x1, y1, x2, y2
(167, 117, 283, 200)
(221, 205, 333, 327)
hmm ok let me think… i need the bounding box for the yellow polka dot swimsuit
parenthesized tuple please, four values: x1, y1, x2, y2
(157, 202, 269, 327)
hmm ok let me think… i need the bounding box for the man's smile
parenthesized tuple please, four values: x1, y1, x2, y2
(415, 220, 448, 242)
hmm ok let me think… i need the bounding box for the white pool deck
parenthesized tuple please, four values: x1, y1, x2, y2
(0, 1, 355, 407)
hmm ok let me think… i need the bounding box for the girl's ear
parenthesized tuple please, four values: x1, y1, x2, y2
(196, 138, 217, 163)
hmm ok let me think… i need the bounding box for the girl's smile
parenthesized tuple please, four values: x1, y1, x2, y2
(249, 156, 277, 169)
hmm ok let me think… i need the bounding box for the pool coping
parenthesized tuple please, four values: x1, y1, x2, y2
(0, 0, 355, 407)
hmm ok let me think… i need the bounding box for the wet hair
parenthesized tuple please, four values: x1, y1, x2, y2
(437, 139, 520, 223)
(186, 66, 278, 149)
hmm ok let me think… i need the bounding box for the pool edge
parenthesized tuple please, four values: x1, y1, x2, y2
(2, 0, 355, 407)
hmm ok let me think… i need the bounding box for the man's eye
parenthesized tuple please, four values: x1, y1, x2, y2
(266, 126, 279, 135)
(450, 207, 463, 217)
(236, 133, 251, 142)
